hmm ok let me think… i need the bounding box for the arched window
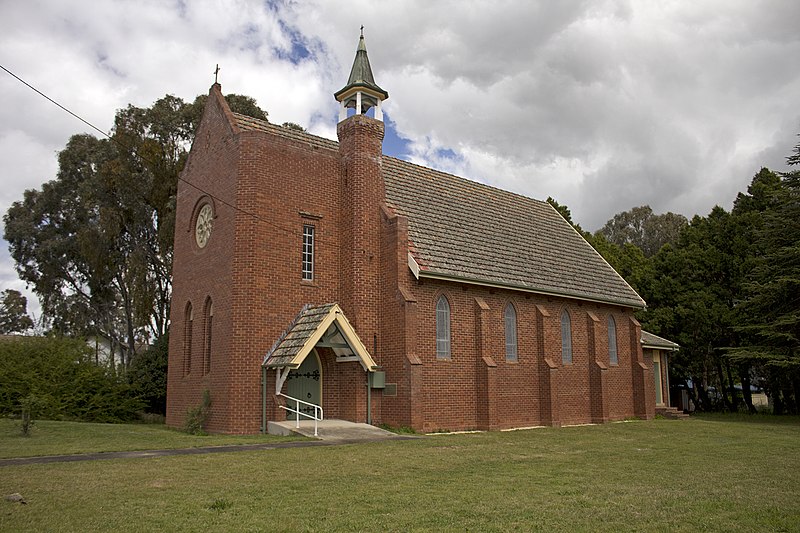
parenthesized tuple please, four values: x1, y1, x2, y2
(436, 295, 451, 359)
(561, 310, 572, 365)
(203, 297, 213, 375)
(505, 303, 518, 362)
(608, 315, 618, 365)
(183, 302, 193, 376)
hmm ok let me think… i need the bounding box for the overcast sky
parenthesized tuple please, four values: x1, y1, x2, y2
(2, 0, 799, 319)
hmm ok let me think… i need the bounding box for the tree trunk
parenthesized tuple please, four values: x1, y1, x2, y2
(770, 370, 784, 415)
(715, 357, 733, 412)
(740, 364, 756, 414)
(116, 272, 136, 369)
(108, 337, 116, 374)
(725, 360, 739, 412)
(695, 381, 711, 412)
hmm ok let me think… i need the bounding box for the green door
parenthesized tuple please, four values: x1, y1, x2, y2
(285, 352, 321, 420)
(653, 353, 663, 406)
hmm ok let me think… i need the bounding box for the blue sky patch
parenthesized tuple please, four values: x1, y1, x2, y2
(273, 19, 311, 64)
(435, 147, 459, 161)
(382, 114, 411, 159)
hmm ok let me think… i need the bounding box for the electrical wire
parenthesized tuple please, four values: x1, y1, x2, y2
(1, 62, 315, 241)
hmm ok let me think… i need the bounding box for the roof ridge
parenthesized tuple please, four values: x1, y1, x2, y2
(384, 156, 549, 208)
(232, 112, 339, 149)
(232, 113, 548, 209)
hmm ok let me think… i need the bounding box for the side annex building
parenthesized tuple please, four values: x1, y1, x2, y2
(166, 33, 666, 434)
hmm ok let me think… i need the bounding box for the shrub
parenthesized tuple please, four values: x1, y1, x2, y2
(128, 333, 168, 415)
(19, 393, 42, 436)
(185, 390, 211, 435)
(0, 335, 143, 422)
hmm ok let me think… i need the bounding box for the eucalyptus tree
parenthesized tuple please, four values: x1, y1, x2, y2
(4, 93, 267, 368)
(0, 289, 34, 334)
(599, 205, 688, 257)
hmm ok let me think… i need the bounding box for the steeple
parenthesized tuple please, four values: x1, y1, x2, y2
(334, 27, 389, 121)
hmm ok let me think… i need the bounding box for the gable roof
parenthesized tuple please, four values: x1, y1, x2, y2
(233, 113, 645, 309)
(641, 330, 679, 351)
(383, 159, 645, 308)
(263, 303, 378, 371)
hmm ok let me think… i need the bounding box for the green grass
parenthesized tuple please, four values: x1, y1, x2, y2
(1, 416, 799, 531)
(0, 418, 303, 459)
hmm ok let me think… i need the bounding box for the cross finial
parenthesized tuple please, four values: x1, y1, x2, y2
(360, 25, 364, 37)
(214, 64, 221, 84)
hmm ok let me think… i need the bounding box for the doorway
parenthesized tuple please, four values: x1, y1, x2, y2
(285, 350, 322, 419)
(653, 353, 664, 406)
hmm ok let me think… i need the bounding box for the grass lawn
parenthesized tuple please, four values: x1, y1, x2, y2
(1, 415, 799, 532)
(0, 419, 303, 459)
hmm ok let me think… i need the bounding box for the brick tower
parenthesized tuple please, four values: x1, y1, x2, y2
(334, 29, 389, 349)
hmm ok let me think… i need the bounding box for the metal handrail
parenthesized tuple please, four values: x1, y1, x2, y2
(277, 392, 323, 437)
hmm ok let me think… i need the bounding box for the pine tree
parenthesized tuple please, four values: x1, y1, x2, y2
(730, 146, 800, 413)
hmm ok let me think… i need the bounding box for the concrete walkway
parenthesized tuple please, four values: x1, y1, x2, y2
(0, 422, 417, 467)
(267, 419, 400, 441)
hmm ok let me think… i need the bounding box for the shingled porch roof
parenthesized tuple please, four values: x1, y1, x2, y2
(232, 113, 645, 309)
(262, 303, 378, 371)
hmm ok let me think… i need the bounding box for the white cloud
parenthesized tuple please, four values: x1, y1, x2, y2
(1, 0, 799, 318)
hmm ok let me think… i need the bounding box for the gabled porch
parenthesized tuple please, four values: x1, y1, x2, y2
(261, 303, 381, 435)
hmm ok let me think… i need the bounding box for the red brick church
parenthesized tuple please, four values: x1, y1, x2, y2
(166, 32, 662, 434)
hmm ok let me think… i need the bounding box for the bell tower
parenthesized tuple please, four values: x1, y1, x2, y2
(335, 28, 387, 344)
(334, 27, 389, 121)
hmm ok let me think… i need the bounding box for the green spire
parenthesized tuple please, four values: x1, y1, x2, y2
(334, 28, 388, 114)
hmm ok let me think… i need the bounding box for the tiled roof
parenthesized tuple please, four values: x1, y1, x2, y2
(234, 113, 645, 308)
(263, 304, 335, 368)
(641, 331, 679, 350)
(233, 113, 339, 151)
(383, 159, 645, 308)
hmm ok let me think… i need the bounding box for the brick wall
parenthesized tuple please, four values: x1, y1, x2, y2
(167, 89, 652, 434)
(166, 84, 239, 431)
(391, 278, 646, 432)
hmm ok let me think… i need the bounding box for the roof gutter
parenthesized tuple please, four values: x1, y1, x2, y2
(642, 342, 679, 352)
(416, 270, 647, 310)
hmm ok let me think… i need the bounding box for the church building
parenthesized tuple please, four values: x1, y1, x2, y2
(166, 32, 660, 434)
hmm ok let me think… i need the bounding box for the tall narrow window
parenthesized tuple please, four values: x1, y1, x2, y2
(436, 295, 451, 359)
(203, 297, 213, 375)
(505, 303, 518, 362)
(302, 225, 315, 280)
(183, 302, 193, 376)
(608, 315, 618, 365)
(561, 310, 572, 365)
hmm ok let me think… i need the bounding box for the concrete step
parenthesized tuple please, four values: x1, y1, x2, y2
(267, 419, 403, 441)
(656, 406, 690, 420)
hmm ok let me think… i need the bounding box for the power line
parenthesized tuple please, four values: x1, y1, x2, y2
(0, 62, 308, 241)
(1, 64, 110, 140)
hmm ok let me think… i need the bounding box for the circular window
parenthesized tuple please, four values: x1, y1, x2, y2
(195, 203, 213, 248)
